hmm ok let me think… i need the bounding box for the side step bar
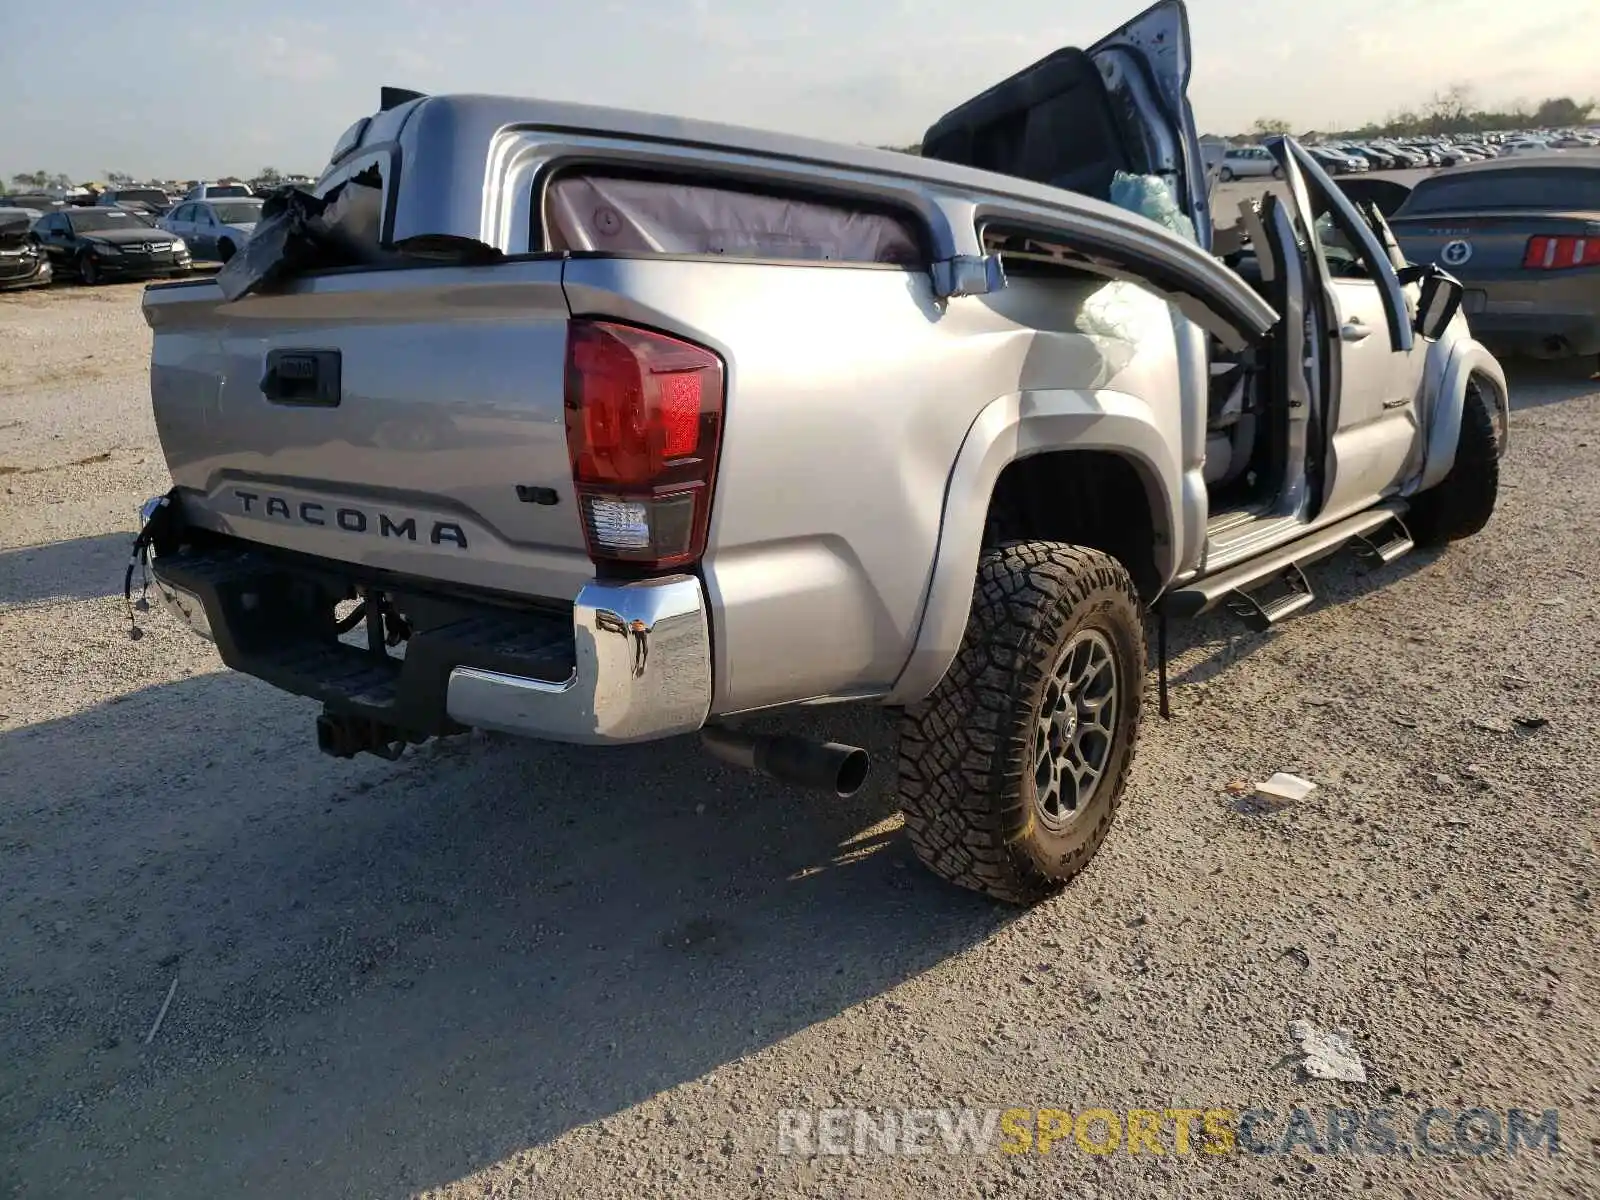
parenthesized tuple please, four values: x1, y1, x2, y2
(1350, 514, 1415, 566)
(1225, 562, 1313, 631)
(1165, 501, 1410, 621)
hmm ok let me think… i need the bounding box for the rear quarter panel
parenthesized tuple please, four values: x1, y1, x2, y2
(563, 256, 1183, 714)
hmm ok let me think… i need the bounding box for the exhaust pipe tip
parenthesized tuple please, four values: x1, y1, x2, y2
(830, 745, 872, 798)
(700, 727, 871, 798)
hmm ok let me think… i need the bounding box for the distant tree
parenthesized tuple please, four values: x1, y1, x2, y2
(1422, 84, 1475, 133)
(256, 166, 283, 186)
(1532, 97, 1592, 128)
(1250, 117, 1292, 138)
(11, 170, 50, 189)
(47, 173, 74, 190)
(1388, 107, 1422, 134)
(105, 170, 134, 187)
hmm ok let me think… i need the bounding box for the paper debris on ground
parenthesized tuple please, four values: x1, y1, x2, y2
(1289, 1019, 1367, 1083)
(1255, 773, 1318, 803)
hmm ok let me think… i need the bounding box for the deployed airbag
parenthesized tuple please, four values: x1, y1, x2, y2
(1110, 171, 1197, 243)
(543, 173, 922, 265)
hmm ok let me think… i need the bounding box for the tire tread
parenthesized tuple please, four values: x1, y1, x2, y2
(896, 542, 1145, 905)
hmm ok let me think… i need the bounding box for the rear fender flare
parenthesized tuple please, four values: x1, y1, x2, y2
(1416, 338, 1508, 493)
(885, 388, 1179, 705)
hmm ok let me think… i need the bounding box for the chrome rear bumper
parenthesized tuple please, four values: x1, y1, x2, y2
(145, 495, 714, 746)
(445, 575, 712, 744)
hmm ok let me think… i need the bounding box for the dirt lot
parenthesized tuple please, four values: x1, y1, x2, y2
(1, 279, 1597, 1200)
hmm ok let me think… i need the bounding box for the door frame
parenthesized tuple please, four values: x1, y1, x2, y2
(1264, 136, 1415, 518)
(1084, 0, 1212, 248)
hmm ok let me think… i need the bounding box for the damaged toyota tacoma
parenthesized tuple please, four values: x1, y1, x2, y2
(135, 1, 1508, 904)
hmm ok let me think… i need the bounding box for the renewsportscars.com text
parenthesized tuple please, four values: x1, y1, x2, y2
(776, 1106, 1561, 1158)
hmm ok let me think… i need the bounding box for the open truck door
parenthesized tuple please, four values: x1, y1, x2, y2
(920, 0, 1212, 248)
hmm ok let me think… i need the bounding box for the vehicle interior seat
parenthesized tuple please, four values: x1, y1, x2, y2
(1204, 353, 1255, 486)
(1203, 195, 1288, 491)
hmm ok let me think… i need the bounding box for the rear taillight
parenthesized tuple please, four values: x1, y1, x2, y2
(564, 320, 725, 570)
(1522, 235, 1600, 270)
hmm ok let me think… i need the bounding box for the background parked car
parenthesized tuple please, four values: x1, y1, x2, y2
(183, 181, 254, 201)
(0, 192, 65, 215)
(1372, 141, 1430, 168)
(95, 187, 173, 218)
(32, 206, 192, 285)
(1217, 146, 1282, 181)
(0, 207, 51, 290)
(1387, 154, 1600, 360)
(1308, 146, 1369, 174)
(159, 198, 262, 262)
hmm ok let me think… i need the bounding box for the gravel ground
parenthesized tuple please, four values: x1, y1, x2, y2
(1, 280, 1597, 1200)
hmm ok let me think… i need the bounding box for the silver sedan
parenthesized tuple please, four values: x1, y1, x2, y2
(1216, 146, 1284, 182)
(158, 198, 263, 263)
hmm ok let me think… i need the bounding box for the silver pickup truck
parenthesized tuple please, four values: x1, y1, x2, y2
(137, 1, 1508, 905)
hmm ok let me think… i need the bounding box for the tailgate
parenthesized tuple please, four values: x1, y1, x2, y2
(143, 261, 593, 602)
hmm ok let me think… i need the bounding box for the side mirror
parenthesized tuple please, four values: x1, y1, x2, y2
(1414, 267, 1464, 341)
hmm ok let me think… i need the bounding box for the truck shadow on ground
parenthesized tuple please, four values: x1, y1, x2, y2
(0, 673, 1010, 1198)
(0, 532, 132, 608)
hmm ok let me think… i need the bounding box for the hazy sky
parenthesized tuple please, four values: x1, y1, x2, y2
(1, 0, 1594, 181)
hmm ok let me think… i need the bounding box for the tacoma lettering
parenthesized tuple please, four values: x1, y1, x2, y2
(230, 491, 468, 550)
(379, 514, 417, 541)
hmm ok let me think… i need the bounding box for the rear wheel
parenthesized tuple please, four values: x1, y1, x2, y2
(896, 543, 1145, 906)
(78, 253, 100, 286)
(1218, 167, 1235, 182)
(1271, 165, 1285, 180)
(1407, 380, 1499, 545)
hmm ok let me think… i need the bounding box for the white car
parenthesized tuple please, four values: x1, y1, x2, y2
(1216, 146, 1284, 181)
(184, 181, 255, 201)
(159, 198, 263, 263)
(1500, 139, 1553, 157)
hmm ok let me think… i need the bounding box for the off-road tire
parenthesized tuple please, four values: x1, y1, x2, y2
(1407, 380, 1499, 545)
(896, 543, 1145, 906)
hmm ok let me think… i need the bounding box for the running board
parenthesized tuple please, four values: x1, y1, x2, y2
(1225, 562, 1313, 631)
(1349, 514, 1415, 566)
(1165, 502, 1410, 621)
